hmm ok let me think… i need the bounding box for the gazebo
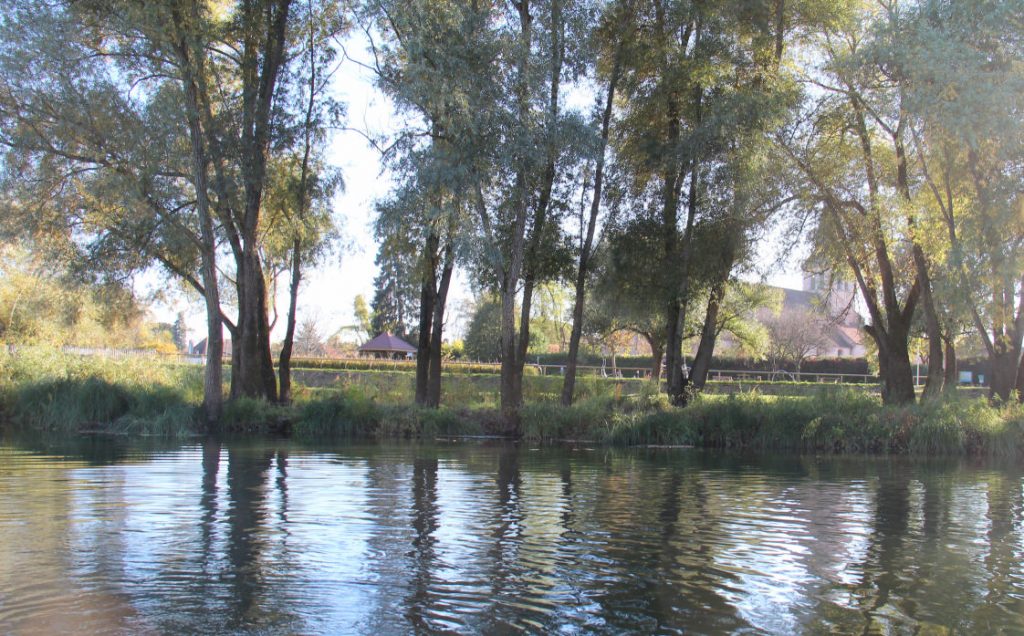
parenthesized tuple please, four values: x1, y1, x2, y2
(358, 332, 417, 359)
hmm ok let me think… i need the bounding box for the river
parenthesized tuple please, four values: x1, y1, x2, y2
(0, 435, 1021, 634)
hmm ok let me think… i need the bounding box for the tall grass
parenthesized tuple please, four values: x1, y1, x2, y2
(0, 347, 200, 436)
(3, 348, 1022, 455)
(292, 387, 480, 439)
(521, 388, 1024, 456)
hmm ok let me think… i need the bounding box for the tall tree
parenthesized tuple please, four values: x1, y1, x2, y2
(0, 0, 346, 420)
(561, 0, 629, 406)
(612, 0, 812, 404)
(894, 0, 1024, 401)
(779, 3, 923, 404)
(265, 0, 346, 404)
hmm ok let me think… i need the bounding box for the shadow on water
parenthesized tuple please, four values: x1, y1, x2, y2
(0, 434, 1023, 635)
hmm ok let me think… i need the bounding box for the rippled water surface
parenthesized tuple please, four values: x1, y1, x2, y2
(1, 435, 1022, 634)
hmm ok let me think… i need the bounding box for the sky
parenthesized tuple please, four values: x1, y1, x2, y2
(146, 37, 808, 345)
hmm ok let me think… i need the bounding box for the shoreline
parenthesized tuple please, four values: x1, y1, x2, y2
(1, 351, 1021, 456)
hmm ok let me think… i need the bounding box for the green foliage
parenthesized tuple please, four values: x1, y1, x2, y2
(293, 388, 479, 439)
(0, 348, 200, 436)
(0, 246, 172, 350)
(2, 349, 1021, 456)
(462, 295, 505, 362)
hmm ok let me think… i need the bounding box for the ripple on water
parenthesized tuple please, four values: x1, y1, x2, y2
(0, 443, 1023, 634)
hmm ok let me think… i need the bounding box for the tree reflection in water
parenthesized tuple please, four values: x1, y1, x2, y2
(1, 439, 1023, 635)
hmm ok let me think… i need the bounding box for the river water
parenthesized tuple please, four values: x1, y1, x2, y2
(0, 435, 1021, 634)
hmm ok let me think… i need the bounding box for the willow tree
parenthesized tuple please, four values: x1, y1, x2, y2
(361, 0, 500, 407)
(561, 0, 630, 406)
(611, 0, 820, 404)
(484, 0, 588, 432)
(893, 0, 1024, 401)
(0, 0, 345, 419)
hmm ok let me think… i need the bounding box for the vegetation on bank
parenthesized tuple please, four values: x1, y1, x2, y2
(0, 349, 202, 436)
(1, 351, 1021, 456)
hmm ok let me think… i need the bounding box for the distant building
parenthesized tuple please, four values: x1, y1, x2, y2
(190, 337, 232, 357)
(358, 332, 417, 359)
(718, 275, 867, 359)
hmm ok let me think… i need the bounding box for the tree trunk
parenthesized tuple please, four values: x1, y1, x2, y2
(896, 131, 944, 399)
(199, 248, 223, 425)
(877, 325, 917, 405)
(561, 268, 588, 405)
(426, 243, 455, 408)
(913, 242, 945, 400)
(943, 336, 958, 394)
(280, 11, 319, 406)
(499, 280, 523, 434)
(667, 151, 701, 405)
(500, 0, 563, 429)
(415, 233, 439, 406)
(561, 53, 621, 407)
(234, 249, 278, 402)
(663, 298, 683, 398)
(990, 350, 1022, 402)
(690, 283, 724, 391)
(277, 239, 301, 404)
(415, 279, 434, 406)
(173, 20, 223, 425)
(648, 337, 664, 383)
(497, 0, 534, 436)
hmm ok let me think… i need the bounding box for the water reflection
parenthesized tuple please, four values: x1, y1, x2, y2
(0, 437, 1023, 635)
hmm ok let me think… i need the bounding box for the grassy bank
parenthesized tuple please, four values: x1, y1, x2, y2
(0, 347, 202, 435)
(1, 349, 1021, 455)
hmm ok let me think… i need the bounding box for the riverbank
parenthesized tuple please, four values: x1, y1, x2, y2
(1, 349, 1021, 455)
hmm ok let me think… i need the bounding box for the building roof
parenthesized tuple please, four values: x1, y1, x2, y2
(832, 325, 864, 349)
(780, 288, 819, 311)
(358, 332, 416, 353)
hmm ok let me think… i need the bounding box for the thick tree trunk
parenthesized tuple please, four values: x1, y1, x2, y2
(234, 249, 278, 402)
(663, 298, 683, 397)
(874, 325, 917, 405)
(415, 283, 434, 406)
(231, 0, 290, 405)
(277, 240, 301, 404)
(199, 249, 223, 425)
(499, 281, 523, 434)
(990, 350, 1022, 402)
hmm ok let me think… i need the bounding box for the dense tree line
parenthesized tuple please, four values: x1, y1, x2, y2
(1, 0, 1022, 434)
